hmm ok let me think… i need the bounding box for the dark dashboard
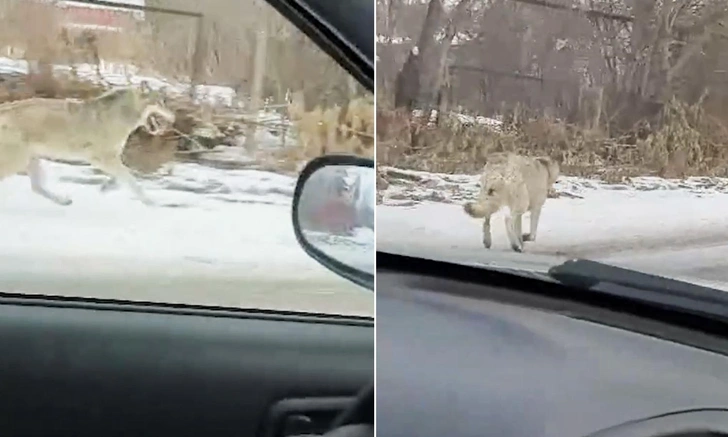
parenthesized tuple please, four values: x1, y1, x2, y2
(376, 267, 728, 437)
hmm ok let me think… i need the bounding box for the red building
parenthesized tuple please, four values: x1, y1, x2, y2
(54, 0, 145, 32)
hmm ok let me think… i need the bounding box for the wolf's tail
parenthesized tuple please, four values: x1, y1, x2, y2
(463, 201, 490, 218)
(464, 175, 503, 218)
(536, 157, 560, 186)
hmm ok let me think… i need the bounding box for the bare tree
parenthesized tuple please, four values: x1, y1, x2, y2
(243, 5, 269, 151)
(393, 0, 477, 110)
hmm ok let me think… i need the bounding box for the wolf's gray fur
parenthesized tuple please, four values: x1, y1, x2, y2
(463, 153, 560, 252)
(0, 82, 174, 206)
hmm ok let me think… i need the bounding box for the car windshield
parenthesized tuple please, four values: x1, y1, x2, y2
(0, 0, 373, 316)
(376, 0, 728, 291)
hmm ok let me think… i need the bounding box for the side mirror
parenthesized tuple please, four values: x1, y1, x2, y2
(292, 155, 374, 291)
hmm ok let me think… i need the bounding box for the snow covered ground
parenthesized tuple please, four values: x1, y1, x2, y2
(0, 159, 373, 316)
(304, 228, 375, 275)
(0, 56, 374, 315)
(0, 57, 231, 105)
(378, 167, 728, 291)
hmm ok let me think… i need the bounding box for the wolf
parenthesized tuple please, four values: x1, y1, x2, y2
(463, 153, 560, 252)
(0, 81, 174, 206)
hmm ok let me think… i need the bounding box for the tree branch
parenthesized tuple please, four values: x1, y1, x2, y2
(509, 0, 633, 23)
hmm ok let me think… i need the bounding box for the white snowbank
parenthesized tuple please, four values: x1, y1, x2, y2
(379, 191, 728, 258)
(411, 109, 503, 131)
(0, 161, 298, 266)
(304, 227, 375, 275)
(0, 57, 286, 119)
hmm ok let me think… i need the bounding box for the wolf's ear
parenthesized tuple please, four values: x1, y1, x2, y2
(535, 156, 552, 167)
(158, 86, 170, 104)
(140, 80, 152, 95)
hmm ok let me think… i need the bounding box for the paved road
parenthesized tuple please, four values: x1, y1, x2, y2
(378, 239, 728, 292)
(601, 244, 728, 290)
(0, 254, 374, 316)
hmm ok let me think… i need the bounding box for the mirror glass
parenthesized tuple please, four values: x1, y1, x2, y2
(296, 164, 375, 277)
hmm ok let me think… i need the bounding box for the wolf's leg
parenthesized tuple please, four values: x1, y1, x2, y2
(101, 167, 151, 192)
(523, 204, 543, 242)
(27, 157, 72, 206)
(504, 215, 521, 252)
(482, 214, 493, 249)
(514, 213, 524, 245)
(504, 213, 524, 253)
(93, 157, 155, 206)
(100, 177, 119, 192)
(507, 184, 530, 251)
(477, 201, 500, 249)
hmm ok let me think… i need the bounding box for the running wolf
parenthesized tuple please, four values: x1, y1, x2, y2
(0, 81, 174, 206)
(463, 153, 560, 252)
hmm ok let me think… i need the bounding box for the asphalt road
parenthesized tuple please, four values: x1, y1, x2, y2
(600, 244, 728, 290)
(378, 239, 728, 292)
(0, 254, 374, 316)
(6, 237, 727, 316)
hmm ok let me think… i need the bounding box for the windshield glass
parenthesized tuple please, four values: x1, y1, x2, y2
(0, 0, 373, 316)
(376, 0, 728, 291)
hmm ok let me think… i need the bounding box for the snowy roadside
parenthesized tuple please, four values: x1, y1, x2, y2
(0, 57, 243, 109)
(380, 166, 728, 206)
(304, 228, 375, 274)
(0, 253, 371, 315)
(0, 160, 372, 315)
(0, 57, 375, 314)
(378, 166, 728, 290)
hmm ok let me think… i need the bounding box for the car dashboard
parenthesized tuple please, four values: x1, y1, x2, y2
(376, 267, 728, 437)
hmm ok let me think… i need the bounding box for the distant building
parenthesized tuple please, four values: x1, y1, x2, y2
(54, 0, 145, 32)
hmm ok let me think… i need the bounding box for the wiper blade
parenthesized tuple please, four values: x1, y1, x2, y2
(548, 259, 728, 319)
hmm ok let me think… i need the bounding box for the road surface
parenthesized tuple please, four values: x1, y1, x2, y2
(378, 228, 728, 292)
(600, 244, 728, 290)
(0, 254, 374, 316)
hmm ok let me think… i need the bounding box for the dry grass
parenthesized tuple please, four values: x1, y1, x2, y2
(0, 71, 374, 176)
(0, 73, 374, 176)
(122, 131, 177, 174)
(0, 0, 154, 67)
(146, 0, 359, 104)
(280, 91, 374, 167)
(0, 0, 374, 177)
(377, 99, 728, 182)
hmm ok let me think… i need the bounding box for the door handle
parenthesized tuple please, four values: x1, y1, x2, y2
(282, 413, 315, 436)
(262, 397, 356, 437)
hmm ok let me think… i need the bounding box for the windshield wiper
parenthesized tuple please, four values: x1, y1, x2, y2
(379, 250, 728, 331)
(548, 259, 728, 321)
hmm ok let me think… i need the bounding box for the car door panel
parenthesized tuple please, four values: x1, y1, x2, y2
(0, 298, 373, 437)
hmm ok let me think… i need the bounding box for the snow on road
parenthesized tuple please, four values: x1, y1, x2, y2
(0, 159, 373, 315)
(378, 167, 728, 291)
(0, 56, 373, 315)
(304, 227, 375, 275)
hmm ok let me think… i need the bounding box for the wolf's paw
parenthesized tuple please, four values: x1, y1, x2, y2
(522, 233, 534, 242)
(100, 181, 118, 192)
(511, 243, 523, 253)
(482, 238, 492, 249)
(48, 195, 72, 206)
(141, 198, 156, 207)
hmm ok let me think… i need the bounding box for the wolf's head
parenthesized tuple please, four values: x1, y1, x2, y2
(91, 81, 175, 132)
(535, 156, 560, 186)
(137, 81, 176, 133)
